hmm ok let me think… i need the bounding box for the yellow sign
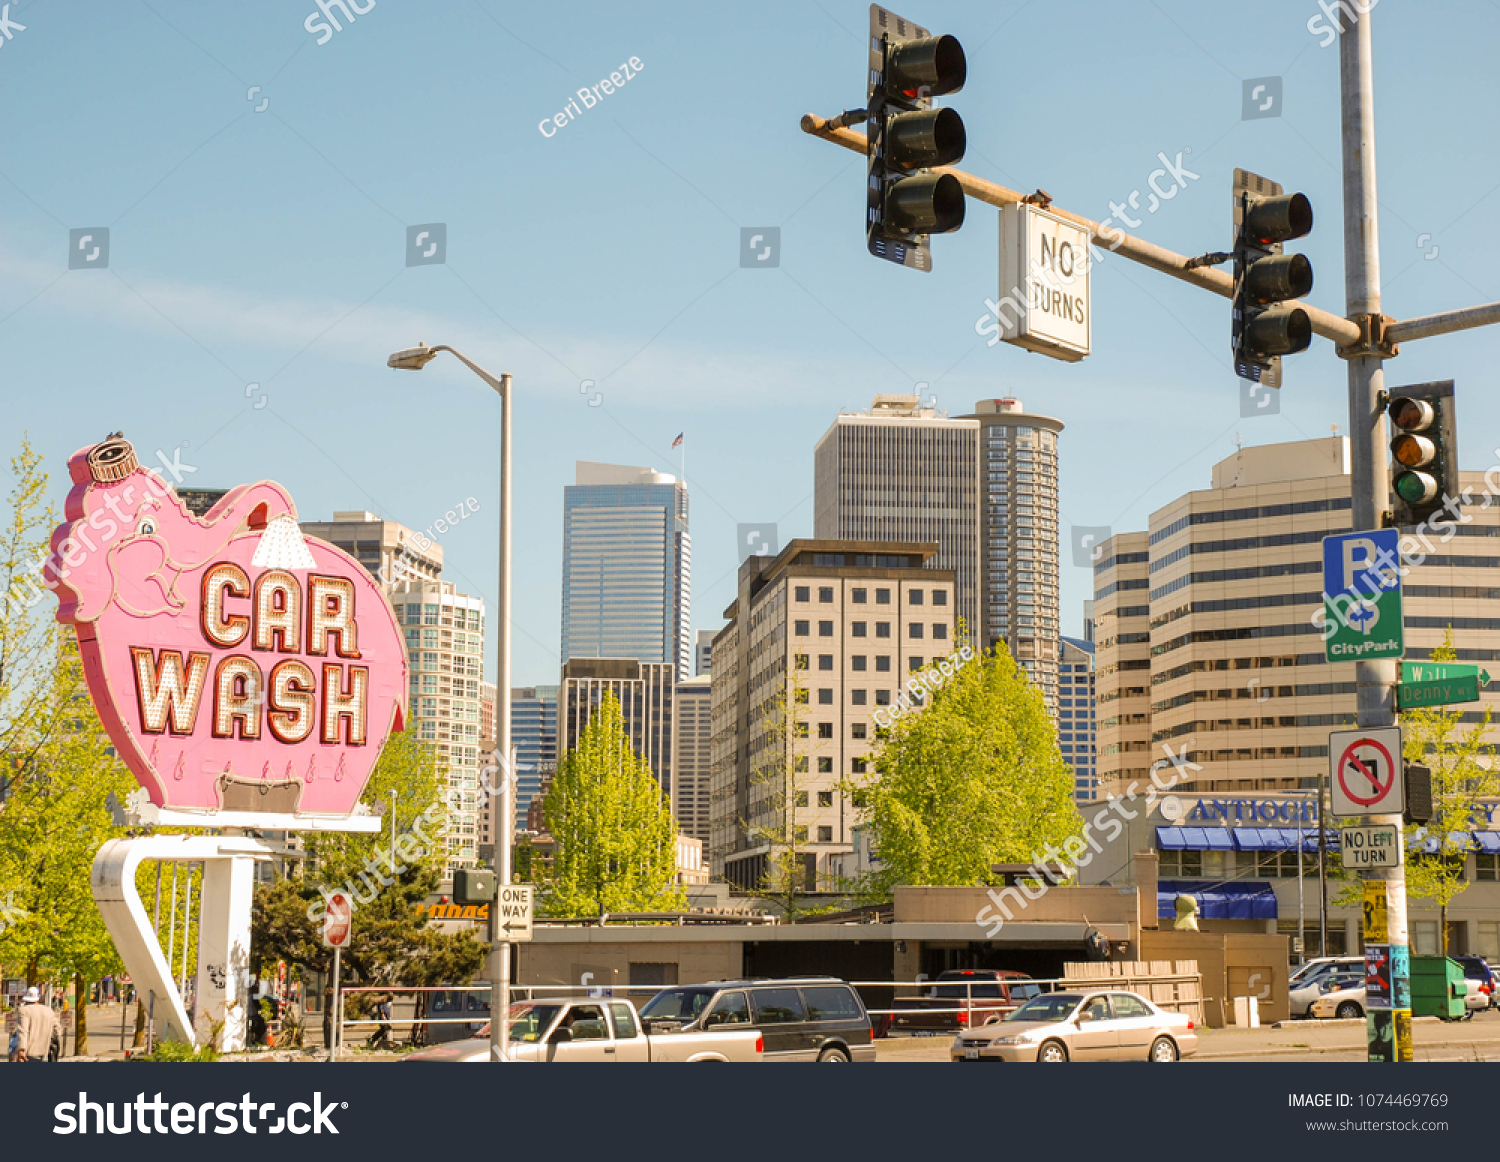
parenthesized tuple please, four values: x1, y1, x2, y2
(1363, 881, 1389, 942)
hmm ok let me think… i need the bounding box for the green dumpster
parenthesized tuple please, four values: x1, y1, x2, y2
(1410, 956, 1467, 1020)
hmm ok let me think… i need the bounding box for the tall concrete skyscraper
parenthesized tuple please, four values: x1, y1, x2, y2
(561, 462, 692, 680)
(814, 395, 980, 644)
(960, 399, 1064, 711)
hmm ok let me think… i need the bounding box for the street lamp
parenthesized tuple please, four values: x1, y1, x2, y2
(388, 342, 513, 1063)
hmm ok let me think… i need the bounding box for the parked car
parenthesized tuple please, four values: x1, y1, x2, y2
(1453, 956, 1498, 1010)
(1289, 956, 1363, 989)
(639, 977, 875, 1062)
(879, 969, 1041, 1037)
(1291, 968, 1366, 1018)
(403, 997, 763, 1062)
(950, 989, 1197, 1063)
(1309, 981, 1367, 1020)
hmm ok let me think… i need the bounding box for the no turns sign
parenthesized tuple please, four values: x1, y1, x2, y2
(1328, 727, 1405, 817)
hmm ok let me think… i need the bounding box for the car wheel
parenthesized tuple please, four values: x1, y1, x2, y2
(1037, 1040, 1069, 1063)
(817, 1047, 851, 1063)
(1149, 1037, 1178, 1062)
(1335, 1002, 1363, 1020)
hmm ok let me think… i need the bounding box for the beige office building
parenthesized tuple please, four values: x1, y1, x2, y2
(1094, 436, 1500, 798)
(814, 396, 981, 648)
(300, 510, 444, 585)
(708, 540, 957, 890)
(673, 674, 713, 845)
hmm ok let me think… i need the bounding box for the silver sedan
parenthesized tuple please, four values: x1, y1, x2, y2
(951, 990, 1198, 1062)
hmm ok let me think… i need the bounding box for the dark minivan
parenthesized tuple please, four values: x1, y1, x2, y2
(640, 977, 875, 1062)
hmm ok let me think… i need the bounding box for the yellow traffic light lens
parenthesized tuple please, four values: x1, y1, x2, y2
(1392, 433, 1435, 468)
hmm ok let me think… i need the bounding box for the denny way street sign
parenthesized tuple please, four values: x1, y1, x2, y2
(1329, 727, 1405, 817)
(1399, 661, 1487, 710)
(1323, 529, 1403, 663)
(1341, 824, 1403, 870)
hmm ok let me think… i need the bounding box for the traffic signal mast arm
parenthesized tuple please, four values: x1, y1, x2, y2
(804, 111, 1500, 351)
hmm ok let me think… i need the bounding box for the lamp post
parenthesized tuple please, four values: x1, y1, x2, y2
(388, 343, 513, 1063)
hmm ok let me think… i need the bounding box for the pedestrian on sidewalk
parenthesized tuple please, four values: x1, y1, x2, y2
(11, 988, 59, 1063)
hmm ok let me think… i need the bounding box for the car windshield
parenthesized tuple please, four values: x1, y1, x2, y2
(1003, 994, 1081, 1023)
(639, 988, 718, 1022)
(473, 1003, 563, 1044)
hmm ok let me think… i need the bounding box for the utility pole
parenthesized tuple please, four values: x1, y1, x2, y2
(1338, 12, 1409, 1064)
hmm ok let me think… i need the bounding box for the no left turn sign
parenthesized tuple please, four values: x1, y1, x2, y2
(1328, 727, 1404, 816)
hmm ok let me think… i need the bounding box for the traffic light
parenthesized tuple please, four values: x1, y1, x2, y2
(1403, 762, 1432, 825)
(866, 5, 967, 271)
(1232, 168, 1314, 389)
(1387, 380, 1460, 526)
(453, 869, 497, 906)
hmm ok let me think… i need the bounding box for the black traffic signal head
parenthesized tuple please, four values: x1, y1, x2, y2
(1403, 762, 1432, 825)
(866, 6, 967, 271)
(1387, 380, 1460, 526)
(1232, 171, 1314, 389)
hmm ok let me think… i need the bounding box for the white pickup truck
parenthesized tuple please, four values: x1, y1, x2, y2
(404, 997, 764, 1063)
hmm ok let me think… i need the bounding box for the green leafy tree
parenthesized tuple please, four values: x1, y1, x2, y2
(854, 638, 1081, 900)
(1401, 632, 1498, 953)
(741, 664, 821, 918)
(539, 692, 684, 918)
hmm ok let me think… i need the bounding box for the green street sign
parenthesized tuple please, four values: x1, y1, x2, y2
(1399, 662, 1487, 710)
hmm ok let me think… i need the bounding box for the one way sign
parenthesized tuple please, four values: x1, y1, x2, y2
(494, 884, 534, 942)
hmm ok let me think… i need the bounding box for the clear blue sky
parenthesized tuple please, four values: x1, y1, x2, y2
(5, 0, 1499, 686)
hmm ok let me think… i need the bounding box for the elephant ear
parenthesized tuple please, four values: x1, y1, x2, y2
(109, 539, 180, 617)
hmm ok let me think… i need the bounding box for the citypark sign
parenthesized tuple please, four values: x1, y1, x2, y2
(48, 435, 406, 826)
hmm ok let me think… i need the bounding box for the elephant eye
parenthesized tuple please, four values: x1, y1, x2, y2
(135, 517, 157, 536)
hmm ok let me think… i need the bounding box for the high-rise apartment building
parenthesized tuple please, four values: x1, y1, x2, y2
(560, 658, 677, 798)
(960, 398, 1064, 712)
(695, 629, 715, 677)
(708, 540, 957, 889)
(814, 396, 980, 647)
(1059, 636, 1097, 802)
(300, 512, 473, 872)
(387, 577, 486, 870)
(1093, 436, 1500, 798)
(672, 674, 712, 844)
(561, 463, 691, 680)
(511, 685, 558, 832)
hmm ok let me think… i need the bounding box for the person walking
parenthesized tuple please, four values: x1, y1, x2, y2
(11, 988, 59, 1063)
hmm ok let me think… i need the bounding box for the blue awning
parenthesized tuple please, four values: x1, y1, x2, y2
(1475, 831, 1500, 854)
(1155, 826, 1235, 851)
(1411, 830, 1478, 854)
(1234, 827, 1299, 851)
(1158, 879, 1279, 921)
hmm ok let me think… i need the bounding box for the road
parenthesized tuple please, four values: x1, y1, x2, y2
(875, 1010, 1500, 1062)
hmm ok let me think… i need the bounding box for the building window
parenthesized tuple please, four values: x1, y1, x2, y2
(909, 623, 924, 639)
(851, 656, 867, 672)
(794, 619, 810, 636)
(876, 622, 892, 639)
(1412, 921, 1440, 957)
(876, 656, 891, 672)
(1479, 921, 1500, 963)
(851, 689, 867, 705)
(818, 654, 834, 671)
(875, 690, 891, 705)
(933, 623, 948, 640)
(908, 657, 923, 671)
(818, 621, 834, 637)
(818, 791, 834, 808)
(852, 588, 867, 604)
(851, 722, 867, 739)
(795, 688, 809, 704)
(851, 759, 867, 773)
(796, 791, 809, 807)
(819, 587, 834, 603)
(794, 586, 810, 602)
(909, 589, 924, 605)
(1477, 853, 1499, 882)
(1158, 850, 1226, 878)
(876, 588, 891, 605)
(817, 688, 833, 705)
(817, 722, 833, 739)
(795, 722, 809, 738)
(817, 827, 833, 843)
(817, 757, 833, 773)
(933, 590, 948, 606)
(795, 654, 809, 670)
(852, 622, 867, 637)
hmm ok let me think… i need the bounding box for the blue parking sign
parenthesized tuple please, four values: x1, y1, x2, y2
(1322, 529, 1403, 662)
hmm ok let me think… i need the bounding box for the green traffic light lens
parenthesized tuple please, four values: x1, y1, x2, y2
(1395, 471, 1438, 504)
(884, 172, 966, 234)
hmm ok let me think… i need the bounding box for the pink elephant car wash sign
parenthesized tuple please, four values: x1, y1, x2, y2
(47, 434, 406, 821)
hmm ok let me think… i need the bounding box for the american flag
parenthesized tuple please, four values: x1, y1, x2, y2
(671, 432, 684, 448)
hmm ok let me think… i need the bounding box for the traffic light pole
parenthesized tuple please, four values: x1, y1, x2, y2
(1339, 12, 1409, 1064)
